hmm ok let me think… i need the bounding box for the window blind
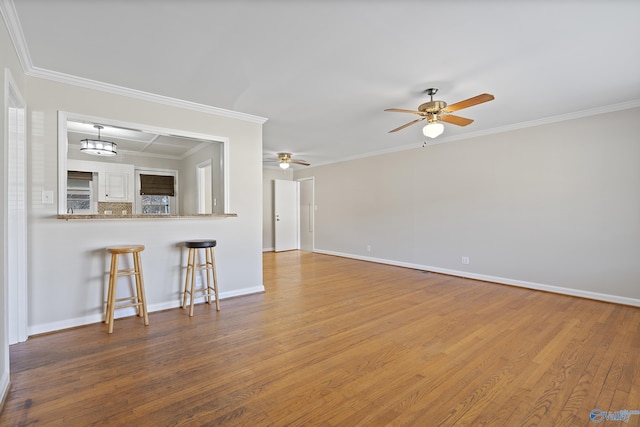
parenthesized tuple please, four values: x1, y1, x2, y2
(67, 170, 93, 181)
(140, 174, 175, 196)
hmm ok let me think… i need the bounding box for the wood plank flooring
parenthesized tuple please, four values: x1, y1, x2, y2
(1, 251, 640, 426)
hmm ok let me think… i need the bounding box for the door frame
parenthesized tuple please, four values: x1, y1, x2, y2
(297, 176, 315, 252)
(5, 68, 28, 343)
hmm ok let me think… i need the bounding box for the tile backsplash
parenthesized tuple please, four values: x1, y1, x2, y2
(98, 202, 132, 215)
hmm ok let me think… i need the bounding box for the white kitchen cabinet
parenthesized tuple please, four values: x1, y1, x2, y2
(100, 163, 134, 202)
(67, 160, 134, 203)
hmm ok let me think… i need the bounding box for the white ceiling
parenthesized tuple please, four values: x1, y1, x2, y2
(66, 120, 212, 160)
(6, 0, 640, 168)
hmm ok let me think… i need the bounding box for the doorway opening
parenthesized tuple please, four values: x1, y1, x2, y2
(298, 177, 314, 252)
(197, 160, 213, 214)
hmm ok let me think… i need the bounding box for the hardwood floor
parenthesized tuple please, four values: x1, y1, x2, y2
(2, 251, 639, 426)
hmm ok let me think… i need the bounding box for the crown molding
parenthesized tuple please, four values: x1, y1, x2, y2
(306, 99, 640, 169)
(0, 0, 33, 72)
(439, 98, 640, 145)
(0, 0, 267, 125)
(26, 66, 268, 124)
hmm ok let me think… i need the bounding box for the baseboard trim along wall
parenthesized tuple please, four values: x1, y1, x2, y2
(314, 249, 640, 308)
(26, 285, 265, 337)
(1, 372, 9, 412)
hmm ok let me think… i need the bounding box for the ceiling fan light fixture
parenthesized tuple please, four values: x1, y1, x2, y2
(80, 125, 117, 156)
(272, 152, 309, 169)
(422, 122, 444, 138)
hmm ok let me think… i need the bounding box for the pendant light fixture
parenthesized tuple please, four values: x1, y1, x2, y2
(80, 125, 117, 156)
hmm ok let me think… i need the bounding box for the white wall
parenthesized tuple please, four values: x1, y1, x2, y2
(1, 8, 26, 408)
(262, 168, 294, 251)
(295, 107, 640, 305)
(25, 76, 265, 334)
(180, 141, 223, 214)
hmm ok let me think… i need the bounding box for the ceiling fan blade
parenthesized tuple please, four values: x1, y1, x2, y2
(388, 117, 426, 133)
(384, 108, 424, 115)
(439, 114, 474, 126)
(291, 160, 310, 166)
(443, 93, 494, 113)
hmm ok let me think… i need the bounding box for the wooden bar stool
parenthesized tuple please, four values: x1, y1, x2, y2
(105, 245, 149, 333)
(182, 240, 220, 316)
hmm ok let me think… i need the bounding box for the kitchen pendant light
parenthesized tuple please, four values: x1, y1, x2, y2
(80, 125, 117, 156)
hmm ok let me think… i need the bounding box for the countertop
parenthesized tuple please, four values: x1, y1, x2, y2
(57, 213, 238, 220)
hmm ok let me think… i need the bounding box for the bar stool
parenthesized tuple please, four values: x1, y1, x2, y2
(182, 240, 220, 316)
(105, 245, 149, 334)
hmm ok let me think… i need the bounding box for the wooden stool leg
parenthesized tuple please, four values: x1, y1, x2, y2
(204, 247, 212, 305)
(133, 252, 149, 326)
(189, 249, 197, 317)
(107, 254, 119, 334)
(182, 248, 193, 310)
(211, 247, 220, 311)
(105, 253, 117, 328)
(132, 254, 141, 318)
(105, 254, 113, 325)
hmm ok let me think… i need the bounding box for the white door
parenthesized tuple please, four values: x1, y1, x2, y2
(299, 178, 314, 252)
(274, 180, 299, 252)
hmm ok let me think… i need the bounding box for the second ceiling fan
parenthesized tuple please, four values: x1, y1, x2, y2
(270, 152, 310, 170)
(385, 88, 494, 138)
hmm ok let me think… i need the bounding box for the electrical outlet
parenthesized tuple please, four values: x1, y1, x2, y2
(367, 245, 371, 252)
(461, 256, 470, 265)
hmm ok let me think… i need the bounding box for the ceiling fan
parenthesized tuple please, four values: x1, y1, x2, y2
(266, 152, 310, 169)
(385, 88, 494, 138)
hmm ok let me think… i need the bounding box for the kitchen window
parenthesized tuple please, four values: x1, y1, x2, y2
(67, 171, 95, 213)
(136, 169, 177, 215)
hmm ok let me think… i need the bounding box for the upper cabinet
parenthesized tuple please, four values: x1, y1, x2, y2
(100, 163, 134, 202)
(67, 159, 134, 204)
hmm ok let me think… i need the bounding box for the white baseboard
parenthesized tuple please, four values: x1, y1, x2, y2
(27, 284, 266, 337)
(1, 370, 9, 411)
(263, 247, 274, 252)
(220, 285, 265, 299)
(314, 249, 640, 308)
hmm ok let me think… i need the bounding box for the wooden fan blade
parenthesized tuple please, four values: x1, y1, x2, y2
(291, 160, 310, 166)
(444, 93, 494, 113)
(385, 108, 424, 115)
(388, 117, 426, 133)
(439, 114, 474, 126)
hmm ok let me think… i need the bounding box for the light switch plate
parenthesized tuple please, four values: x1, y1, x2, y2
(42, 190, 54, 204)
